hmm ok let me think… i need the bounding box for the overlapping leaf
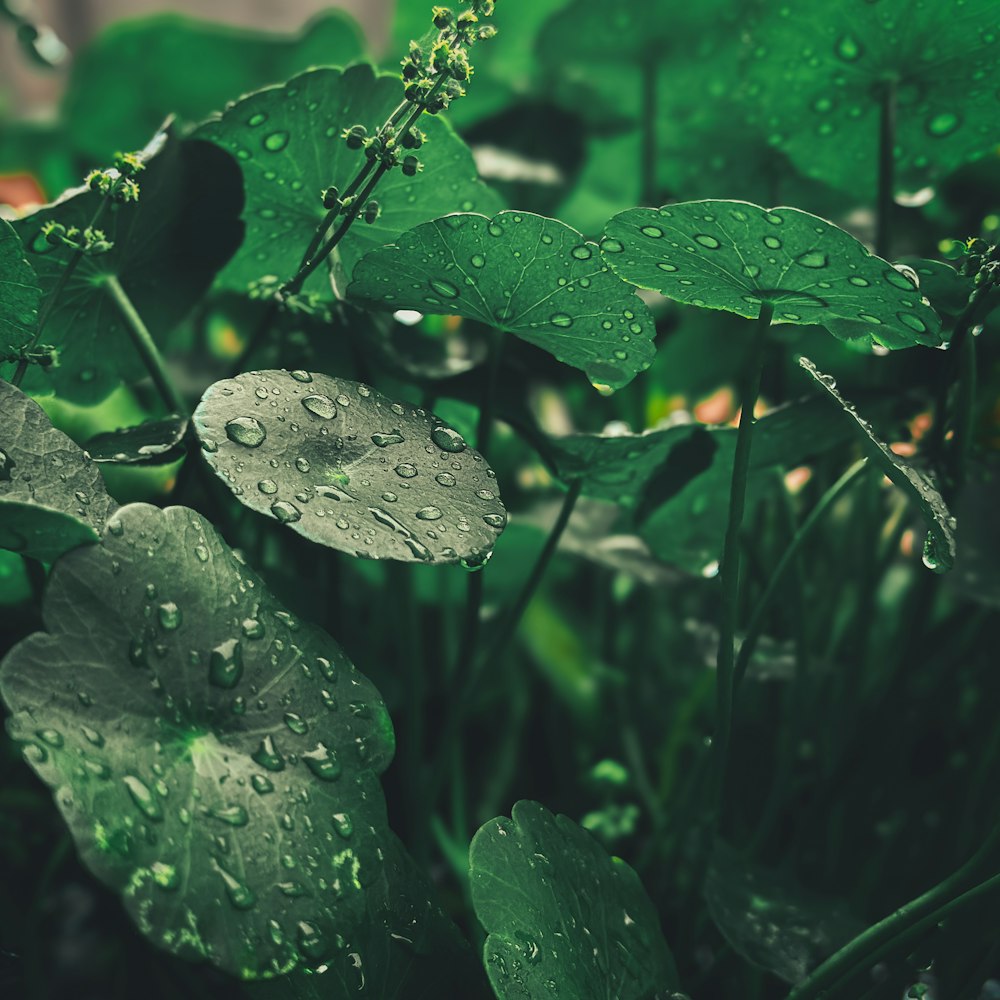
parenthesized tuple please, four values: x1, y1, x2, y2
(84, 415, 188, 466)
(194, 64, 502, 296)
(348, 211, 656, 391)
(602, 200, 943, 349)
(0, 502, 396, 978)
(0, 380, 116, 561)
(193, 370, 506, 566)
(13, 134, 244, 404)
(0, 218, 41, 363)
(470, 800, 679, 1000)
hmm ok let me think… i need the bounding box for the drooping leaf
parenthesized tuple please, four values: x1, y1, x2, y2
(743, 0, 1000, 196)
(13, 134, 244, 404)
(470, 800, 679, 999)
(347, 211, 656, 392)
(799, 356, 956, 571)
(704, 840, 864, 984)
(63, 11, 364, 161)
(0, 217, 40, 357)
(194, 64, 502, 296)
(902, 258, 974, 319)
(193, 369, 506, 566)
(0, 380, 116, 561)
(0, 502, 395, 978)
(602, 200, 943, 349)
(84, 414, 188, 465)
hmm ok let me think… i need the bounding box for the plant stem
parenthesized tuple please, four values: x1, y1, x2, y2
(640, 50, 658, 205)
(787, 825, 1000, 1000)
(948, 318, 978, 494)
(711, 301, 772, 826)
(734, 458, 869, 689)
(104, 275, 187, 417)
(876, 78, 897, 259)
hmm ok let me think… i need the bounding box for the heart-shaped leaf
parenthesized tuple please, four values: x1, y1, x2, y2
(470, 800, 679, 1000)
(63, 10, 363, 161)
(799, 356, 956, 571)
(347, 211, 656, 392)
(84, 414, 188, 465)
(194, 64, 502, 296)
(602, 200, 943, 349)
(0, 380, 116, 561)
(704, 840, 863, 985)
(193, 370, 506, 566)
(743, 0, 1000, 194)
(0, 502, 395, 978)
(13, 134, 244, 404)
(0, 218, 40, 359)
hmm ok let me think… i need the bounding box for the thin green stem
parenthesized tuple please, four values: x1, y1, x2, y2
(104, 275, 187, 417)
(876, 78, 897, 259)
(711, 302, 772, 825)
(734, 458, 869, 689)
(949, 320, 978, 494)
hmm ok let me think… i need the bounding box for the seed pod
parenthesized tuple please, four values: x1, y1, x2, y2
(322, 186, 340, 210)
(344, 124, 367, 150)
(363, 201, 380, 224)
(402, 155, 421, 177)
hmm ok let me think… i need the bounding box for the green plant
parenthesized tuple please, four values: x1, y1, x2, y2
(1, 1, 1000, 998)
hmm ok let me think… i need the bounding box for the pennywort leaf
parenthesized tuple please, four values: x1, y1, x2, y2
(602, 200, 943, 349)
(799, 356, 956, 571)
(193, 370, 506, 566)
(470, 800, 679, 1000)
(0, 380, 116, 561)
(0, 218, 40, 360)
(347, 210, 656, 392)
(0, 502, 395, 978)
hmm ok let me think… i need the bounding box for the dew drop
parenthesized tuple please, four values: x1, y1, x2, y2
(694, 233, 721, 249)
(225, 416, 266, 448)
(550, 313, 573, 328)
(158, 602, 182, 631)
(428, 277, 459, 299)
(263, 131, 290, 152)
(430, 426, 467, 452)
(796, 250, 828, 268)
(835, 34, 863, 61)
(301, 394, 338, 419)
(601, 237, 624, 254)
(416, 505, 443, 521)
(302, 742, 341, 781)
(209, 639, 244, 689)
(926, 111, 960, 137)
(271, 501, 302, 524)
(471, 253, 486, 268)
(123, 775, 163, 821)
(640, 225, 664, 239)
(252, 735, 285, 772)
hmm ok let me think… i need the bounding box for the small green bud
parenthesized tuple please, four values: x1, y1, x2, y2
(401, 127, 425, 149)
(363, 201, 380, 224)
(401, 59, 420, 80)
(432, 5, 454, 29)
(42, 221, 66, 245)
(343, 124, 368, 149)
(114, 151, 145, 177)
(322, 186, 340, 210)
(402, 155, 422, 177)
(457, 11, 479, 27)
(477, 24, 497, 39)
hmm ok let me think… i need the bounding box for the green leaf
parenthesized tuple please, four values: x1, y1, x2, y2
(704, 840, 863, 985)
(602, 200, 943, 350)
(470, 800, 679, 1000)
(0, 501, 395, 979)
(347, 211, 656, 392)
(0, 217, 40, 356)
(194, 64, 502, 296)
(12, 134, 244, 404)
(743, 0, 1000, 195)
(63, 10, 364, 162)
(193, 369, 506, 566)
(0, 379, 116, 561)
(799, 356, 956, 571)
(84, 415, 188, 466)
(902, 258, 974, 319)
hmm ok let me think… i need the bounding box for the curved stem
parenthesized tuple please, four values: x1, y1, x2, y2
(104, 275, 187, 417)
(712, 302, 772, 826)
(876, 78, 897, 259)
(734, 458, 869, 689)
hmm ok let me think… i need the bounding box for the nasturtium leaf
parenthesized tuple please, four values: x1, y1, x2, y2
(84, 415, 188, 466)
(194, 64, 502, 296)
(470, 801, 679, 1000)
(13, 135, 244, 404)
(602, 200, 943, 350)
(0, 380, 116, 561)
(0, 502, 395, 979)
(799, 356, 956, 571)
(902, 258, 974, 319)
(743, 0, 1000, 195)
(63, 11, 364, 161)
(0, 217, 40, 358)
(704, 841, 863, 985)
(347, 211, 656, 392)
(193, 370, 506, 566)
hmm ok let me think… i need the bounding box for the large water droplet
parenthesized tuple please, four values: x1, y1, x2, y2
(301, 394, 337, 419)
(428, 277, 459, 299)
(835, 34, 863, 61)
(252, 735, 285, 772)
(215, 861, 257, 910)
(271, 501, 302, 524)
(926, 111, 960, 137)
(226, 416, 266, 448)
(302, 742, 341, 781)
(371, 431, 404, 447)
(209, 638, 244, 689)
(796, 250, 828, 268)
(158, 601, 182, 631)
(209, 804, 249, 827)
(550, 313, 573, 328)
(694, 233, 721, 249)
(430, 426, 467, 452)
(416, 506, 442, 521)
(123, 775, 163, 821)
(263, 131, 290, 152)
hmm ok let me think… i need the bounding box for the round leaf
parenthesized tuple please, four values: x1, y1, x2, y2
(743, 0, 1000, 194)
(194, 64, 502, 296)
(84, 414, 189, 466)
(0, 380, 116, 561)
(0, 502, 396, 978)
(348, 211, 656, 392)
(470, 800, 679, 1000)
(602, 200, 943, 349)
(0, 217, 40, 358)
(13, 135, 245, 404)
(193, 370, 506, 566)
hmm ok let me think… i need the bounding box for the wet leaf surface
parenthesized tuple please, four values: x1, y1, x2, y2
(193, 369, 506, 566)
(0, 502, 395, 978)
(84, 414, 189, 465)
(602, 200, 943, 349)
(470, 800, 678, 999)
(348, 210, 655, 392)
(0, 218, 40, 361)
(0, 380, 116, 561)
